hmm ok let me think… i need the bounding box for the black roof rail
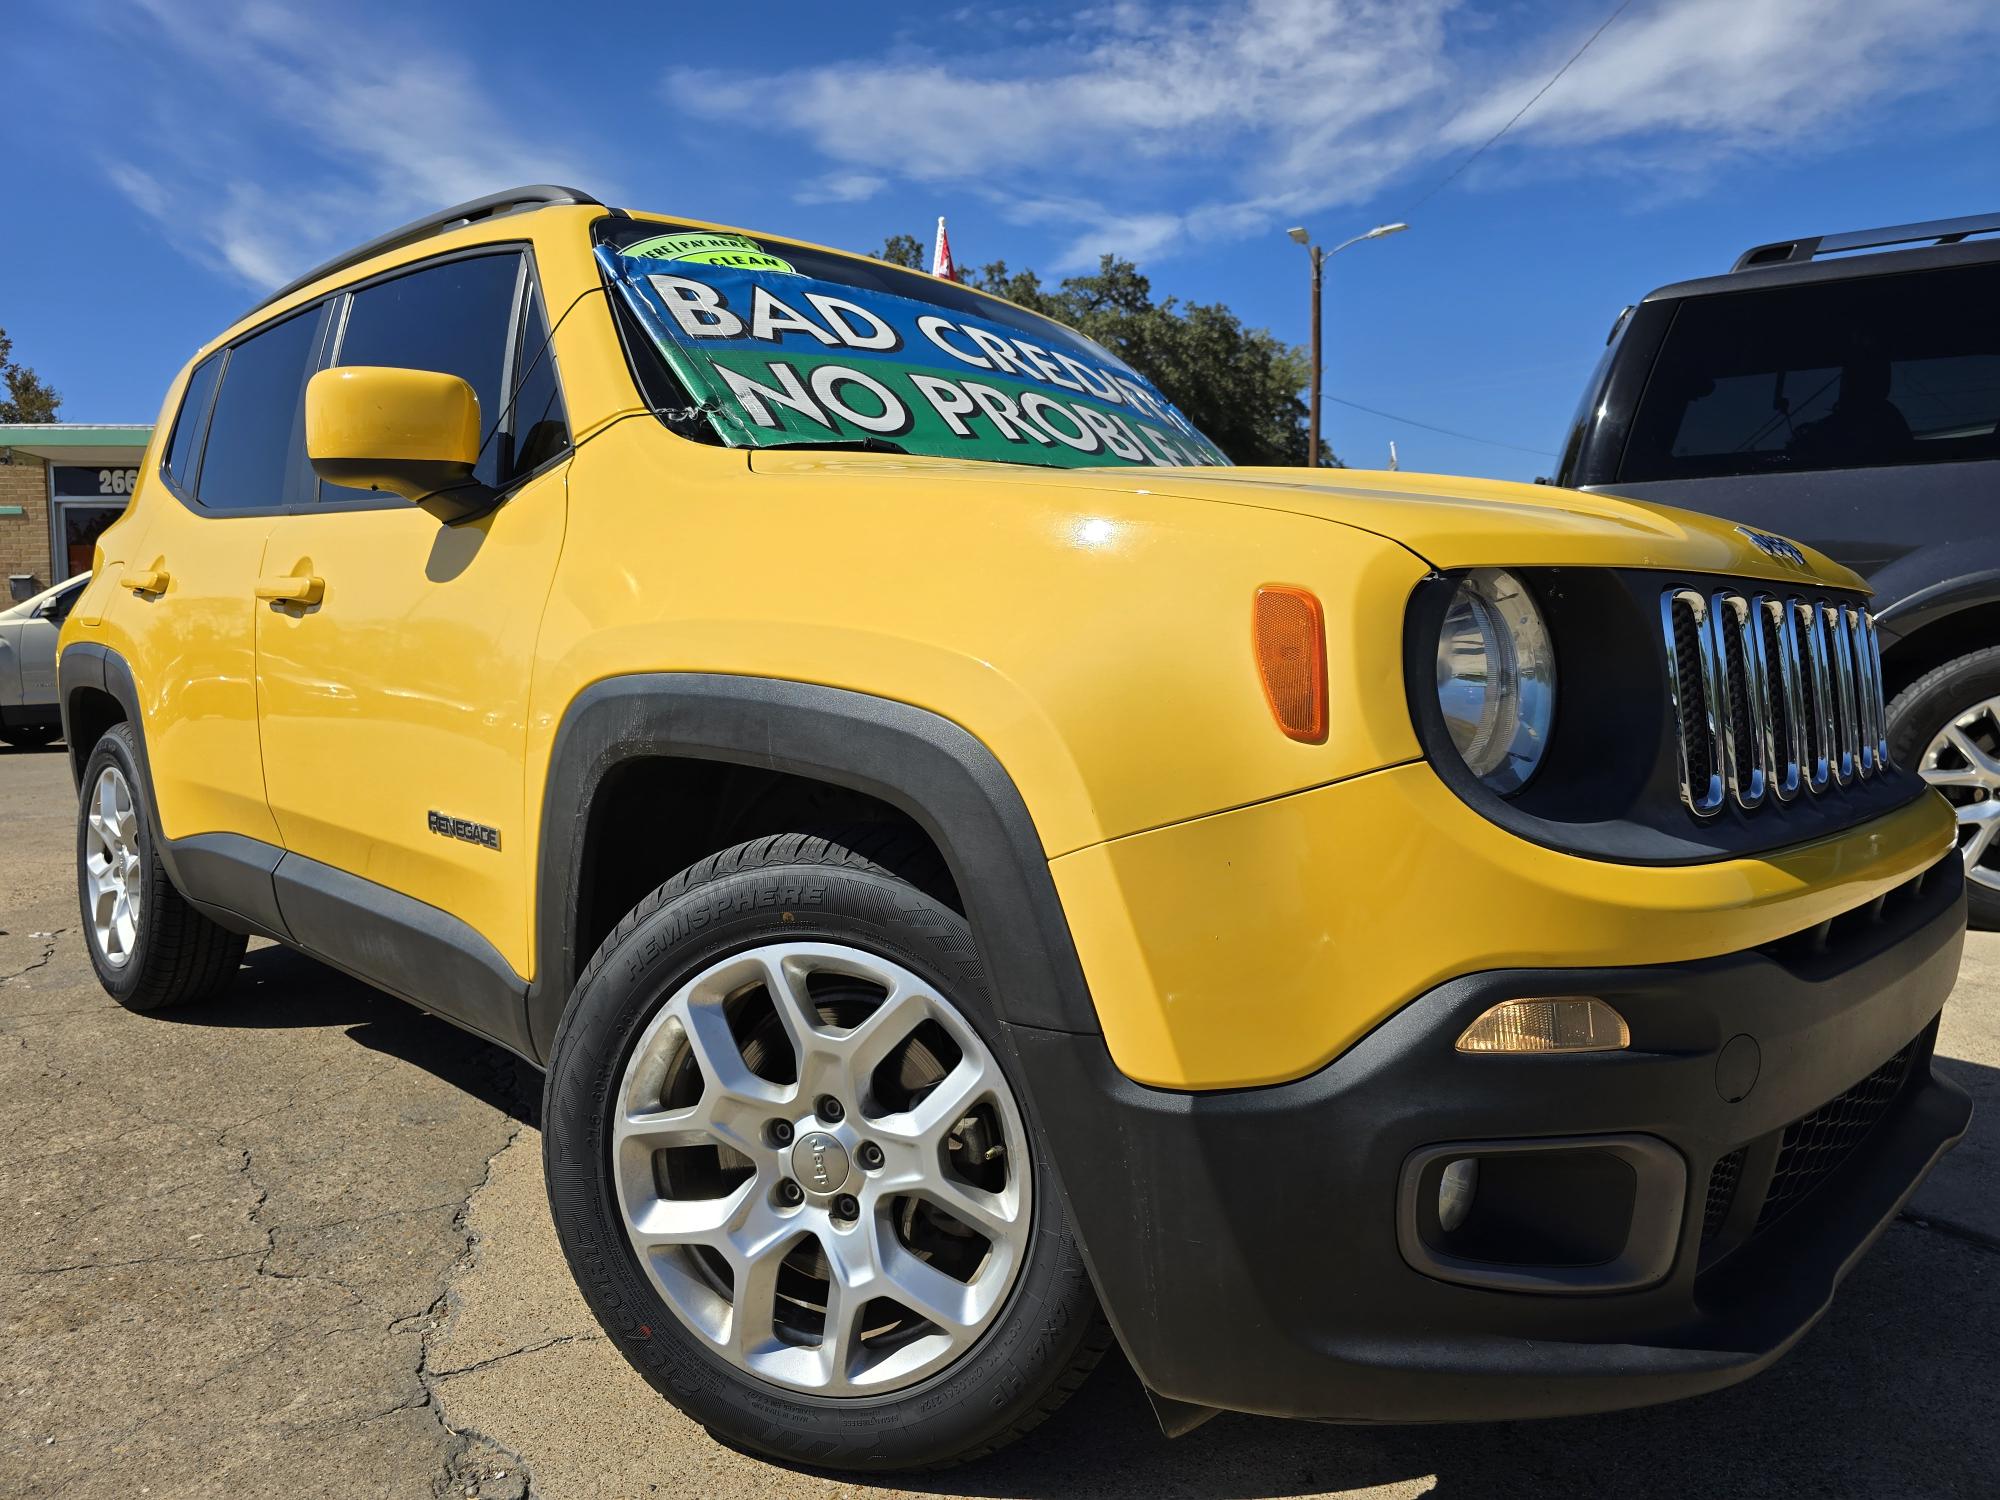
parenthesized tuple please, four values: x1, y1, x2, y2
(243, 184, 603, 318)
(1732, 210, 2000, 271)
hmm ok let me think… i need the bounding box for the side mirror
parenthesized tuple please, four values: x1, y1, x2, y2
(305, 367, 488, 519)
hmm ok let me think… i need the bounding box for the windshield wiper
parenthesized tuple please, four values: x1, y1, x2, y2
(753, 437, 908, 455)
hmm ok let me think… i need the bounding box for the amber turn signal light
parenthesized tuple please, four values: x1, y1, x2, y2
(1252, 585, 1328, 743)
(1456, 998, 1631, 1054)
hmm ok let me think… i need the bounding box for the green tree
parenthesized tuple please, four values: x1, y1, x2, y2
(876, 233, 925, 271)
(0, 327, 62, 423)
(875, 238, 1315, 465)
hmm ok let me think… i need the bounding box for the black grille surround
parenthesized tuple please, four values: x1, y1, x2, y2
(1403, 567, 1927, 865)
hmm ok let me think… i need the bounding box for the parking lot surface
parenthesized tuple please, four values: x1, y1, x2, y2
(2, 742, 1995, 1499)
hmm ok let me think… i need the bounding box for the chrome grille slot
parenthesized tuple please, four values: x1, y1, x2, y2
(1662, 589, 1725, 815)
(1757, 599, 1804, 801)
(1795, 600, 1834, 793)
(1852, 606, 1889, 771)
(1825, 603, 1861, 785)
(1661, 587, 1888, 818)
(1712, 592, 1767, 809)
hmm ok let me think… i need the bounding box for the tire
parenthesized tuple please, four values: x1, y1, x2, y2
(1887, 644, 2000, 929)
(543, 829, 1108, 1471)
(75, 723, 248, 1009)
(0, 723, 60, 748)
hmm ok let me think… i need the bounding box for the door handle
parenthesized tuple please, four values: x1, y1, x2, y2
(120, 568, 170, 594)
(255, 574, 325, 606)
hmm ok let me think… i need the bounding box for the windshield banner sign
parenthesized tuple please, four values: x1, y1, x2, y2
(601, 245, 1230, 469)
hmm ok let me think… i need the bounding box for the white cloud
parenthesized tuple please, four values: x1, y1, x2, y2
(1442, 0, 1998, 152)
(83, 0, 2000, 290)
(97, 0, 602, 291)
(665, 0, 2000, 268)
(102, 161, 167, 221)
(1001, 194, 1191, 271)
(671, 1, 1450, 190)
(795, 172, 889, 205)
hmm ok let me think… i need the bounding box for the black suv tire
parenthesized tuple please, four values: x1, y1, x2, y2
(1887, 646, 2000, 929)
(542, 829, 1109, 1471)
(75, 724, 248, 1008)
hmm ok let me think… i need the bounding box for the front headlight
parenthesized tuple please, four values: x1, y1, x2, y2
(1434, 568, 1555, 794)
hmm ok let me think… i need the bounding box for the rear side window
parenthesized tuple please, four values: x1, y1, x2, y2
(1619, 263, 2000, 482)
(162, 352, 222, 495)
(196, 309, 323, 511)
(331, 253, 522, 492)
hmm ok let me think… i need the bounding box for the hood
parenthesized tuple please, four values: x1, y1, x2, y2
(745, 452, 1863, 593)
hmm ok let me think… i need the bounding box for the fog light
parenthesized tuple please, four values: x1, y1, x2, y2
(1456, 997, 1630, 1054)
(1437, 1157, 1479, 1233)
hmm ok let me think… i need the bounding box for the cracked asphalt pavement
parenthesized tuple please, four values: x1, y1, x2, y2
(3, 743, 1996, 1499)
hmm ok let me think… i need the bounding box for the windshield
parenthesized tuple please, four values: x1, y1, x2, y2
(596, 219, 1230, 470)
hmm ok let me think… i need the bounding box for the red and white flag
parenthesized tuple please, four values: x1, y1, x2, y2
(931, 216, 958, 282)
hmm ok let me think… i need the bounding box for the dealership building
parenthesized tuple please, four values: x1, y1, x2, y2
(0, 423, 153, 601)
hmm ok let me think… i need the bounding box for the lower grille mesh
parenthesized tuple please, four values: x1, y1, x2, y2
(1754, 1043, 1916, 1233)
(1702, 1148, 1746, 1243)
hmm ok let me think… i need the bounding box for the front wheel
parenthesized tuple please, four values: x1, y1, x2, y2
(1889, 644, 2000, 928)
(542, 830, 1107, 1471)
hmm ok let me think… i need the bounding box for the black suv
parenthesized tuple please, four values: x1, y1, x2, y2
(1558, 212, 2000, 922)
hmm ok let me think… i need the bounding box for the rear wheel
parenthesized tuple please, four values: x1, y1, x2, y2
(1889, 645, 2000, 928)
(542, 830, 1107, 1470)
(75, 724, 247, 1009)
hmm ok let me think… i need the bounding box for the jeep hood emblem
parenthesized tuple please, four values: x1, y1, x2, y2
(1736, 525, 1809, 569)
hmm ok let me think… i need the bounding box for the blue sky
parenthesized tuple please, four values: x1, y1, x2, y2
(9, 0, 1999, 481)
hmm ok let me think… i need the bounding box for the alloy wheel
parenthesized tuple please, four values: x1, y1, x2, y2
(1919, 695, 2000, 889)
(83, 765, 143, 968)
(611, 941, 1032, 1397)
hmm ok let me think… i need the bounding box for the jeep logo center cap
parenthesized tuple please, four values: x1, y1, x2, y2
(792, 1132, 852, 1195)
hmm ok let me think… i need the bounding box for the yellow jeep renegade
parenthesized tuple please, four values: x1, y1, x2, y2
(61, 185, 1970, 1470)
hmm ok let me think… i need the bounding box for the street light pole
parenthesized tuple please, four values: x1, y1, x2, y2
(1287, 222, 1409, 469)
(1308, 245, 1324, 468)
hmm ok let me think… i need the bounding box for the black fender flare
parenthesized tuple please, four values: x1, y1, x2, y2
(59, 641, 171, 859)
(526, 673, 1102, 1059)
(59, 640, 135, 786)
(1874, 565, 2000, 650)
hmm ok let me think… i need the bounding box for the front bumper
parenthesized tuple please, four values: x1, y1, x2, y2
(1051, 759, 1955, 1090)
(1018, 847, 1970, 1423)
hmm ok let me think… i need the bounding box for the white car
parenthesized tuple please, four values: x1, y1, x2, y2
(0, 575, 85, 747)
